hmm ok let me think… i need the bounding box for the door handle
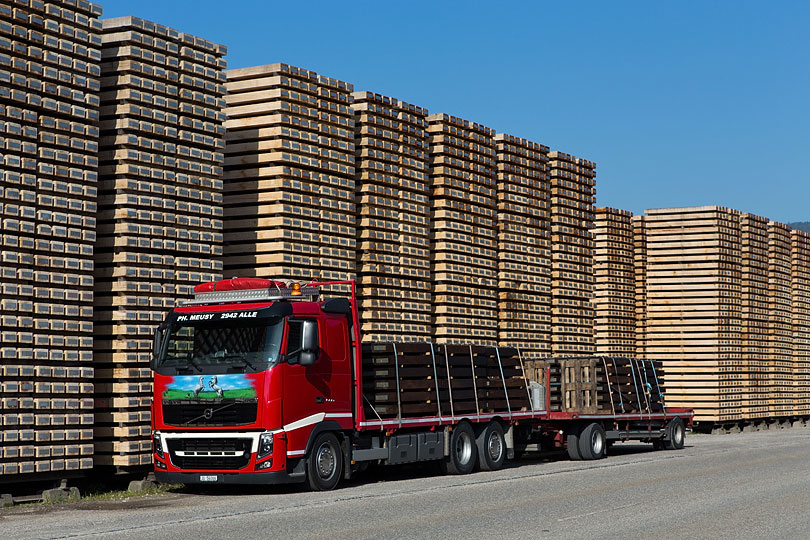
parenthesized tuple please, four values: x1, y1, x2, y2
(315, 396, 325, 404)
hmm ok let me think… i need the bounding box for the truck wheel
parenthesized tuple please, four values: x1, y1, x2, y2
(665, 418, 685, 450)
(567, 426, 582, 461)
(476, 422, 506, 471)
(578, 423, 606, 460)
(442, 422, 477, 475)
(306, 432, 343, 491)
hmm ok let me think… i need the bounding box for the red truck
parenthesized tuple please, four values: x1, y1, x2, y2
(150, 278, 693, 490)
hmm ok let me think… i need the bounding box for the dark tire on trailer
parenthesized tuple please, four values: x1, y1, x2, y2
(665, 418, 686, 450)
(578, 423, 607, 460)
(442, 422, 478, 475)
(567, 426, 583, 461)
(476, 421, 506, 471)
(306, 432, 343, 491)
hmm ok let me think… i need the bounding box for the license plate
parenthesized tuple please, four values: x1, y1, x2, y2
(199, 475, 218, 482)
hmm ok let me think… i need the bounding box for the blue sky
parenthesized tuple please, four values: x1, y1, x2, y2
(167, 374, 252, 392)
(99, 1, 810, 223)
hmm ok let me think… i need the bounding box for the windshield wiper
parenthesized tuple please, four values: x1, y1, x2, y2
(221, 353, 258, 372)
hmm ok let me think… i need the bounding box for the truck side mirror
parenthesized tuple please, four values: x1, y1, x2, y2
(299, 320, 319, 366)
(151, 323, 167, 370)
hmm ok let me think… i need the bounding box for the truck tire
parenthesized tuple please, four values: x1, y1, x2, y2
(476, 422, 506, 471)
(578, 423, 606, 460)
(306, 432, 343, 491)
(442, 422, 477, 475)
(664, 418, 685, 450)
(567, 426, 582, 461)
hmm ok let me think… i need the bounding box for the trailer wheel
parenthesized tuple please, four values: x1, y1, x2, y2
(306, 432, 343, 491)
(442, 422, 477, 475)
(665, 418, 685, 450)
(476, 422, 506, 471)
(578, 423, 606, 460)
(566, 426, 582, 461)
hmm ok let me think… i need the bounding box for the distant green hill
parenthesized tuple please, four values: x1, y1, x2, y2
(789, 222, 810, 233)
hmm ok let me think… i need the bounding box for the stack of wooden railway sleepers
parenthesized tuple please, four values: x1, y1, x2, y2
(360, 343, 531, 421)
(351, 92, 431, 342)
(427, 114, 498, 345)
(222, 63, 356, 296)
(791, 229, 810, 416)
(632, 215, 648, 358)
(766, 221, 793, 417)
(643, 207, 743, 423)
(0, 0, 102, 478)
(95, 16, 226, 468)
(493, 133, 551, 358)
(740, 213, 770, 420)
(547, 152, 596, 355)
(593, 208, 635, 355)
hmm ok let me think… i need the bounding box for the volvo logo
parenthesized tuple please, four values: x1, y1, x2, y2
(203, 408, 214, 420)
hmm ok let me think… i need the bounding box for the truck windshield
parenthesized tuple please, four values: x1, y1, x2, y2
(156, 317, 284, 375)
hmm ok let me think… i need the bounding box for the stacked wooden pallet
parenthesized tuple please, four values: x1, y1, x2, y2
(493, 133, 551, 358)
(222, 64, 356, 293)
(740, 213, 769, 419)
(361, 343, 530, 420)
(766, 221, 792, 417)
(791, 229, 810, 415)
(631, 215, 648, 358)
(547, 152, 596, 355)
(427, 114, 497, 345)
(95, 16, 227, 467)
(351, 92, 431, 342)
(643, 206, 743, 422)
(593, 208, 635, 355)
(0, 0, 101, 477)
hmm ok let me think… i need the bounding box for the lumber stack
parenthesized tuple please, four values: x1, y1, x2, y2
(427, 114, 498, 345)
(766, 221, 792, 417)
(791, 229, 810, 415)
(593, 208, 635, 355)
(95, 17, 226, 467)
(548, 152, 596, 355)
(352, 92, 431, 341)
(643, 207, 743, 422)
(494, 133, 551, 358)
(222, 64, 356, 293)
(631, 215, 648, 358)
(740, 213, 769, 419)
(0, 0, 102, 476)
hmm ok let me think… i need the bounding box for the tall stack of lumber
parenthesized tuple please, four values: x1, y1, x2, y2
(791, 229, 810, 415)
(547, 151, 596, 355)
(643, 207, 743, 422)
(222, 64, 356, 293)
(351, 92, 431, 341)
(740, 213, 769, 419)
(593, 208, 635, 355)
(766, 222, 792, 417)
(0, 0, 102, 477)
(493, 133, 550, 358)
(631, 215, 648, 358)
(95, 17, 226, 467)
(427, 114, 497, 345)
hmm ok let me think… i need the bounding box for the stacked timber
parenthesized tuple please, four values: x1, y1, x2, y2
(791, 229, 810, 416)
(593, 208, 635, 355)
(631, 215, 648, 358)
(548, 151, 596, 355)
(0, 0, 102, 477)
(222, 64, 356, 293)
(427, 114, 497, 345)
(95, 17, 227, 467)
(493, 133, 551, 358)
(352, 92, 431, 341)
(361, 343, 531, 421)
(766, 221, 792, 417)
(740, 213, 769, 419)
(643, 206, 743, 422)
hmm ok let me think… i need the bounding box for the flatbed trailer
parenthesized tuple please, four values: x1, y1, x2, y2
(150, 279, 693, 490)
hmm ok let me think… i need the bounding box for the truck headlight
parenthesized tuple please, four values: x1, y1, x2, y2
(153, 431, 164, 459)
(257, 433, 273, 460)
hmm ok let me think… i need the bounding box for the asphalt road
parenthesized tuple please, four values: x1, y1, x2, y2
(3, 427, 810, 540)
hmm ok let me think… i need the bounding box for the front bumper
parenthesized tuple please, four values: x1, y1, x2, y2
(156, 469, 304, 485)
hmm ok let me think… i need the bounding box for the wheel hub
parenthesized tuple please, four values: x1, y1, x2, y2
(316, 444, 335, 479)
(488, 432, 503, 461)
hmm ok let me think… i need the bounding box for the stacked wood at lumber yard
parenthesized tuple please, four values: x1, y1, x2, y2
(351, 92, 431, 342)
(494, 133, 551, 358)
(593, 208, 635, 355)
(0, 0, 102, 477)
(740, 213, 770, 419)
(427, 114, 498, 345)
(766, 221, 793, 417)
(643, 207, 744, 422)
(631, 215, 648, 358)
(222, 64, 356, 295)
(361, 342, 530, 421)
(790, 229, 810, 416)
(547, 152, 596, 355)
(95, 16, 226, 467)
